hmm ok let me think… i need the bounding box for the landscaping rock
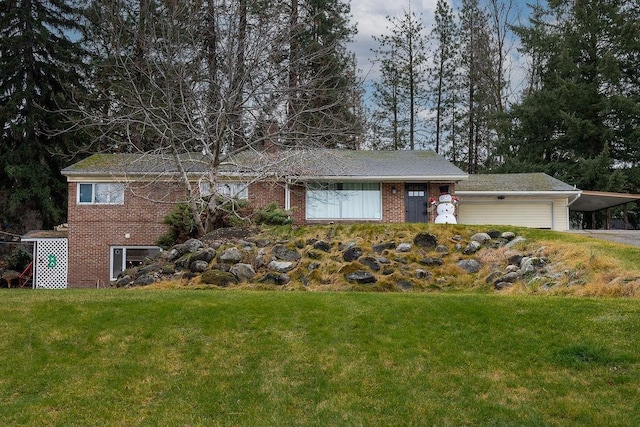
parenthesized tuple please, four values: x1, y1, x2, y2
(258, 273, 290, 285)
(496, 272, 520, 283)
(345, 270, 377, 284)
(183, 238, 204, 253)
(471, 232, 491, 244)
(201, 270, 238, 286)
(463, 241, 482, 255)
(415, 269, 431, 279)
(273, 244, 301, 261)
(419, 257, 444, 266)
(343, 246, 363, 262)
(414, 232, 437, 249)
(486, 230, 502, 239)
(501, 231, 516, 241)
(230, 263, 256, 282)
(133, 274, 155, 286)
(396, 243, 412, 252)
(457, 259, 481, 273)
(268, 260, 295, 273)
(313, 240, 332, 252)
(218, 247, 243, 264)
(494, 281, 513, 290)
(115, 275, 132, 288)
(190, 260, 209, 273)
(373, 241, 396, 253)
(359, 256, 381, 272)
(435, 245, 449, 254)
(396, 280, 414, 291)
(504, 236, 526, 248)
(189, 248, 216, 264)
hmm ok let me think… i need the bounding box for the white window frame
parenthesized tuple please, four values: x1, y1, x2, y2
(199, 181, 249, 200)
(77, 183, 125, 205)
(306, 182, 382, 220)
(110, 246, 162, 281)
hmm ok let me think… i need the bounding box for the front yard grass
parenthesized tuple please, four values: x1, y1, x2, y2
(1, 290, 639, 425)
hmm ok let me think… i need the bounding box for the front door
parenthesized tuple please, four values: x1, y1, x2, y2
(405, 184, 428, 223)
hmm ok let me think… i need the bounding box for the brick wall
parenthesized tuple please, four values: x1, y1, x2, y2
(248, 180, 286, 210)
(67, 181, 184, 287)
(67, 178, 457, 286)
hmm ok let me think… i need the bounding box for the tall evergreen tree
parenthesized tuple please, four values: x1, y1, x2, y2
(372, 9, 429, 150)
(502, 0, 640, 191)
(429, 0, 459, 155)
(459, 0, 490, 172)
(289, 0, 361, 148)
(0, 0, 87, 230)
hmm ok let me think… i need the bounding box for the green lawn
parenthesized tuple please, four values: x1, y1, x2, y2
(1, 290, 639, 426)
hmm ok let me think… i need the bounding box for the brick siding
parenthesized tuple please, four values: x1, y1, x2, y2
(67, 178, 456, 287)
(67, 181, 184, 287)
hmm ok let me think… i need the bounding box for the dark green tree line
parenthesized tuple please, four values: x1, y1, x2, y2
(0, 0, 87, 231)
(499, 0, 640, 192)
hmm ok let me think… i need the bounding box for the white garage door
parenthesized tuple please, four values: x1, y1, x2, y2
(457, 202, 553, 229)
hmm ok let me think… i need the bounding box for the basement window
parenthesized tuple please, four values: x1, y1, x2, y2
(78, 183, 124, 205)
(110, 246, 161, 281)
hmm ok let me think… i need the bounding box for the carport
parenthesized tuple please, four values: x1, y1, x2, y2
(570, 190, 640, 229)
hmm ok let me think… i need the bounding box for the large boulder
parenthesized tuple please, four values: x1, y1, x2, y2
(414, 232, 437, 249)
(201, 270, 238, 287)
(272, 244, 301, 261)
(343, 246, 363, 262)
(457, 259, 481, 273)
(218, 247, 244, 264)
(345, 270, 377, 284)
(230, 263, 256, 282)
(268, 260, 295, 273)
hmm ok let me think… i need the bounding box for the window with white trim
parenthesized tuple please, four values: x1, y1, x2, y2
(110, 246, 161, 281)
(199, 181, 248, 199)
(306, 183, 381, 220)
(78, 183, 124, 205)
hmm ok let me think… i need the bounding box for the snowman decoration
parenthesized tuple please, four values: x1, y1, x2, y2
(430, 186, 459, 224)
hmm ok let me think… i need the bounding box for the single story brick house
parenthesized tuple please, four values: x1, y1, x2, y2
(58, 149, 580, 287)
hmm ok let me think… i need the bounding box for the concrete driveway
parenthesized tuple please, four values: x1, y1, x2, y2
(566, 230, 640, 247)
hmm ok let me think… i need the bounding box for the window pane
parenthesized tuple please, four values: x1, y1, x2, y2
(95, 183, 124, 204)
(216, 182, 249, 199)
(79, 183, 93, 203)
(306, 183, 380, 220)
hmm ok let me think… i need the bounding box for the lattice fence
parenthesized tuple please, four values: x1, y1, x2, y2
(34, 239, 68, 289)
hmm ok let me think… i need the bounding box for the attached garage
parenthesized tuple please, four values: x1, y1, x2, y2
(454, 173, 581, 231)
(458, 200, 553, 229)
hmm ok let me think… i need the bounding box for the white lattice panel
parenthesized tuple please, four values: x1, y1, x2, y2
(34, 239, 68, 289)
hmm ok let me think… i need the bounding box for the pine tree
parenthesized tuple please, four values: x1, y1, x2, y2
(372, 9, 429, 150)
(503, 0, 640, 190)
(429, 0, 459, 155)
(0, 0, 87, 230)
(289, 0, 361, 149)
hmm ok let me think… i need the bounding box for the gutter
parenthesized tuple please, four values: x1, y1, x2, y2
(454, 190, 581, 197)
(567, 192, 582, 206)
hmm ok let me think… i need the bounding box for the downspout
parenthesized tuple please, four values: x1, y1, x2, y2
(567, 192, 582, 230)
(285, 179, 291, 211)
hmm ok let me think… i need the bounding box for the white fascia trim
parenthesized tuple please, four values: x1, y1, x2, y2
(294, 175, 469, 182)
(455, 191, 582, 197)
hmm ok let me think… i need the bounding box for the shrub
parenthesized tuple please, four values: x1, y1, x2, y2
(253, 203, 292, 225)
(156, 203, 198, 249)
(4, 245, 33, 272)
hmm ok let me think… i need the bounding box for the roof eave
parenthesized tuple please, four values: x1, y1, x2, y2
(293, 175, 469, 182)
(455, 190, 582, 196)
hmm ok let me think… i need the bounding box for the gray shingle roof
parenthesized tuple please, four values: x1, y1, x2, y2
(456, 173, 578, 193)
(62, 149, 468, 181)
